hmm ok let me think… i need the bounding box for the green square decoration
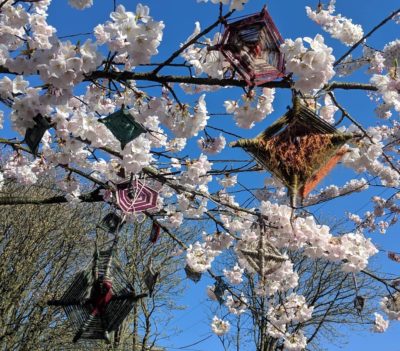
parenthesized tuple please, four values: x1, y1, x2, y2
(99, 109, 146, 149)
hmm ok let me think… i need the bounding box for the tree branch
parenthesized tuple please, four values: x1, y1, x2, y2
(151, 9, 235, 74)
(334, 7, 400, 67)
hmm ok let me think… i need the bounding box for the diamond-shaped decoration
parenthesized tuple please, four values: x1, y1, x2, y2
(99, 109, 146, 149)
(231, 98, 353, 207)
(219, 7, 285, 86)
(24, 114, 52, 155)
(116, 180, 158, 213)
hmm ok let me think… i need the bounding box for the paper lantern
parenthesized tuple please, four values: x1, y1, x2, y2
(231, 97, 353, 207)
(99, 109, 146, 149)
(116, 180, 158, 213)
(219, 7, 285, 86)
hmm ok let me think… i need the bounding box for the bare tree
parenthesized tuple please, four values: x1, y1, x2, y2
(0, 179, 190, 351)
(213, 251, 380, 351)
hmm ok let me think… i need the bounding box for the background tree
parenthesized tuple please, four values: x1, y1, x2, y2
(211, 252, 380, 351)
(0, 178, 189, 351)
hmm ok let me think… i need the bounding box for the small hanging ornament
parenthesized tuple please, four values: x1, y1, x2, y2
(149, 222, 161, 243)
(184, 265, 202, 283)
(144, 262, 159, 297)
(219, 6, 285, 86)
(213, 277, 228, 305)
(231, 97, 353, 207)
(99, 109, 146, 149)
(116, 180, 158, 213)
(24, 114, 52, 156)
(97, 213, 125, 234)
(388, 251, 400, 263)
(48, 243, 146, 343)
(354, 295, 366, 315)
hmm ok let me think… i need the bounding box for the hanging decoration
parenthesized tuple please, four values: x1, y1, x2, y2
(184, 265, 202, 283)
(354, 295, 366, 315)
(213, 277, 228, 305)
(388, 251, 400, 263)
(99, 108, 146, 149)
(149, 222, 161, 243)
(116, 180, 158, 214)
(219, 6, 285, 86)
(48, 240, 146, 343)
(24, 114, 52, 155)
(144, 262, 159, 297)
(231, 97, 353, 207)
(97, 213, 125, 234)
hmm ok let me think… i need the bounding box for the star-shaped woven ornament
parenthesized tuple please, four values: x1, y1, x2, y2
(99, 109, 146, 149)
(48, 248, 146, 343)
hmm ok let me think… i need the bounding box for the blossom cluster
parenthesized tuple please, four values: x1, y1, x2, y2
(280, 35, 335, 93)
(197, 0, 250, 11)
(306, 0, 364, 46)
(267, 294, 313, 339)
(211, 316, 230, 335)
(224, 88, 275, 129)
(94, 4, 164, 68)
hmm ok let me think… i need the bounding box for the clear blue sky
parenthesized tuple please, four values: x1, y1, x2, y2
(8, 0, 400, 350)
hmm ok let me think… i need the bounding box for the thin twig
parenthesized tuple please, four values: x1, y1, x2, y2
(151, 9, 235, 75)
(334, 8, 400, 67)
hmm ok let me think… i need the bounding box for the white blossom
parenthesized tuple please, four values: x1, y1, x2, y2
(211, 316, 230, 336)
(224, 88, 275, 129)
(223, 264, 244, 285)
(186, 242, 220, 273)
(280, 35, 335, 93)
(306, 0, 363, 46)
(283, 331, 308, 351)
(225, 294, 247, 315)
(69, 0, 93, 10)
(373, 313, 389, 333)
(197, 134, 226, 154)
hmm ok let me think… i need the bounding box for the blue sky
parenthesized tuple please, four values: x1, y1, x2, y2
(3, 0, 400, 350)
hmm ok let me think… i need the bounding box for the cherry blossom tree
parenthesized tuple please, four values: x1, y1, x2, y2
(0, 0, 399, 350)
